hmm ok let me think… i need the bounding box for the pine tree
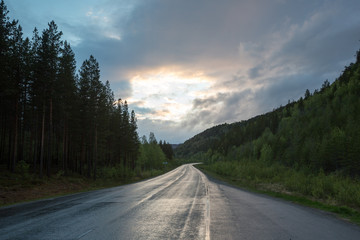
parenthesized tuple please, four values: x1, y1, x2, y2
(57, 40, 77, 173)
(36, 21, 63, 177)
(149, 132, 157, 144)
(78, 55, 104, 178)
(121, 100, 131, 168)
(129, 110, 140, 169)
(7, 24, 24, 172)
(0, 0, 19, 170)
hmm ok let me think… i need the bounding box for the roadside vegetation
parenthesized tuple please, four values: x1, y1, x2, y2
(195, 162, 360, 225)
(0, 132, 178, 206)
(0, 159, 178, 207)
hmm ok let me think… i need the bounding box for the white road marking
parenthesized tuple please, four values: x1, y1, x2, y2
(77, 229, 93, 239)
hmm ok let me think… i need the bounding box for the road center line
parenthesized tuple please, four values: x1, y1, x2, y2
(194, 165, 211, 240)
(205, 181, 210, 240)
(77, 229, 93, 239)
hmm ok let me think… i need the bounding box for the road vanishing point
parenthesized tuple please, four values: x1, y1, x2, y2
(1, 164, 360, 239)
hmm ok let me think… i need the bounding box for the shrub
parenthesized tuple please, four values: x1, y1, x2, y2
(15, 160, 30, 179)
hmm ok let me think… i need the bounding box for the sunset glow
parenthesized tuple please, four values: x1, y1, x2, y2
(128, 69, 213, 121)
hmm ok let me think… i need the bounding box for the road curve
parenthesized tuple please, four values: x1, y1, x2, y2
(0, 164, 359, 239)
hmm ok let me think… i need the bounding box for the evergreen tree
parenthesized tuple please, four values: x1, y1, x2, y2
(7, 24, 24, 172)
(78, 55, 103, 178)
(129, 110, 140, 169)
(149, 132, 157, 144)
(57, 40, 77, 173)
(0, 0, 19, 171)
(0, 0, 145, 180)
(37, 20, 63, 177)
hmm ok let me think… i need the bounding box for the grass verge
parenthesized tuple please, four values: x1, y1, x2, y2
(195, 163, 360, 226)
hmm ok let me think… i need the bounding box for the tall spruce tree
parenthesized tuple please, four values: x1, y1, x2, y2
(78, 55, 104, 178)
(37, 21, 62, 177)
(129, 110, 140, 169)
(0, 0, 19, 171)
(57, 40, 77, 173)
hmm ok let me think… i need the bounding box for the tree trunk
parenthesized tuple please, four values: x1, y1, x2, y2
(47, 98, 52, 177)
(39, 100, 45, 178)
(93, 125, 97, 180)
(62, 122, 67, 174)
(30, 129, 35, 171)
(81, 136, 86, 176)
(11, 100, 19, 172)
(87, 147, 91, 178)
(0, 114, 5, 165)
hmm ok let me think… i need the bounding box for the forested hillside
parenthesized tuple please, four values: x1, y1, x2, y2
(175, 123, 231, 157)
(0, 1, 174, 181)
(176, 49, 360, 176)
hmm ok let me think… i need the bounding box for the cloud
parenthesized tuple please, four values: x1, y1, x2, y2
(181, 89, 255, 130)
(121, 0, 360, 142)
(7, 0, 360, 143)
(238, 1, 360, 82)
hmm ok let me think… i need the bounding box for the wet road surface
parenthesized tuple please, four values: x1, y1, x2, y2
(1, 164, 360, 239)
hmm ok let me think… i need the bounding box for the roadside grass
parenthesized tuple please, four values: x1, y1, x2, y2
(0, 165, 175, 207)
(195, 162, 360, 226)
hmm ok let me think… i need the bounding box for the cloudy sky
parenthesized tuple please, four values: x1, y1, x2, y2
(7, 0, 360, 143)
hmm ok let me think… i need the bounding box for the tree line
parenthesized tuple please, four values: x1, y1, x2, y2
(0, 0, 143, 178)
(135, 132, 175, 173)
(176, 49, 360, 177)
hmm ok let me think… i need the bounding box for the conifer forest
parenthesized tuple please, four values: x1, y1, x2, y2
(0, 1, 173, 180)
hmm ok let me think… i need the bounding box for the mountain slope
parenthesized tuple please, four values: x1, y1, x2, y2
(176, 50, 360, 176)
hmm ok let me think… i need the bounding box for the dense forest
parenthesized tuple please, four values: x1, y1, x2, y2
(176, 49, 360, 177)
(0, 0, 173, 180)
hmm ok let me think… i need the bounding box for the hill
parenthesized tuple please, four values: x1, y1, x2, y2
(175, 123, 231, 157)
(175, 49, 360, 176)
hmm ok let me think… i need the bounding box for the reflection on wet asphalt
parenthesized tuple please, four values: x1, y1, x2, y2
(1, 164, 360, 239)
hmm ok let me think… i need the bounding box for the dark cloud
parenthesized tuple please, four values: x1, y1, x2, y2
(71, 0, 280, 77)
(110, 80, 132, 99)
(248, 66, 263, 79)
(69, 0, 360, 102)
(192, 93, 227, 109)
(181, 89, 254, 130)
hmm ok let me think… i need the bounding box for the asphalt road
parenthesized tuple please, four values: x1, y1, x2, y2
(1, 164, 360, 240)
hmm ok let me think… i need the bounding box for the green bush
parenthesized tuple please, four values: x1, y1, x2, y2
(99, 166, 117, 179)
(335, 178, 360, 207)
(15, 160, 30, 179)
(204, 160, 360, 209)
